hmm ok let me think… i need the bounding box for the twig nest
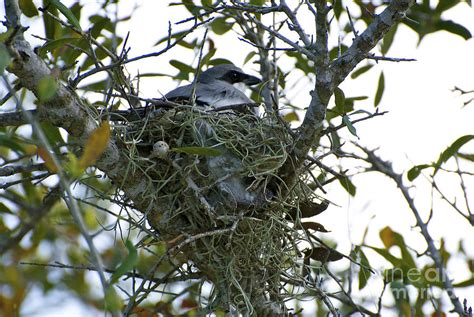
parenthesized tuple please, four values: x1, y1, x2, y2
(116, 106, 331, 314)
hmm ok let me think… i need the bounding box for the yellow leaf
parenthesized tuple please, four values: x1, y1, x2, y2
(37, 147, 58, 173)
(380, 226, 395, 249)
(78, 121, 110, 169)
(23, 144, 38, 156)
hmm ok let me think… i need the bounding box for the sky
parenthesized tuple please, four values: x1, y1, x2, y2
(2, 0, 474, 316)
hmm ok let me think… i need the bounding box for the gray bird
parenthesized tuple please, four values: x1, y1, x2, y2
(164, 64, 261, 110)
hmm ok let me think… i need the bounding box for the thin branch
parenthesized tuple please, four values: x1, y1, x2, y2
(0, 187, 60, 255)
(454, 156, 473, 220)
(280, 0, 312, 48)
(357, 145, 464, 314)
(0, 162, 46, 176)
(0, 171, 50, 190)
(323, 109, 388, 135)
(0, 109, 37, 126)
(125, 17, 213, 64)
(244, 13, 317, 60)
(367, 54, 416, 62)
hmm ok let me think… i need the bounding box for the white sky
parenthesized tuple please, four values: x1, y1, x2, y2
(2, 0, 474, 316)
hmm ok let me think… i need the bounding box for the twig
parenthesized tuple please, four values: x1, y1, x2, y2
(244, 13, 317, 60)
(1, 70, 118, 317)
(323, 109, 388, 135)
(280, 0, 312, 48)
(0, 162, 46, 176)
(367, 54, 416, 62)
(0, 187, 60, 255)
(357, 145, 464, 314)
(454, 157, 473, 220)
(331, 0, 416, 85)
(125, 18, 213, 64)
(0, 171, 50, 189)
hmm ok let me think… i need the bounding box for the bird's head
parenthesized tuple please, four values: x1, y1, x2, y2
(198, 64, 261, 86)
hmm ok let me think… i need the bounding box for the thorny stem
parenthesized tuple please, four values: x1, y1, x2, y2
(358, 146, 464, 314)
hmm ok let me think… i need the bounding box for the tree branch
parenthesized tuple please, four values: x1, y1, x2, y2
(283, 0, 415, 185)
(331, 0, 415, 86)
(0, 187, 60, 255)
(3, 0, 157, 215)
(358, 145, 464, 314)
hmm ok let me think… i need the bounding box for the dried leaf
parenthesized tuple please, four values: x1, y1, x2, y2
(306, 247, 343, 262)
(286, 200, 328, 220)
(301, 222, 330, 233)
(78, 121, 110, 169)
(37, 147, 58, 173)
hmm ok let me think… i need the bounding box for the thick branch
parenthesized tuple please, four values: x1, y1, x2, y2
(284, 0, 415, 183)
(280, 1, 331, 183)
(331, 0, 415, 86)
(3, 1, 154, 213)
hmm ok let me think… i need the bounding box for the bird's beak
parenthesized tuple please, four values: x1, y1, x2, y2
(242, 74, 261, 86)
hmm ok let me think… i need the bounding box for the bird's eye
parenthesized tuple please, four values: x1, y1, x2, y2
(231, 71, 239, 79)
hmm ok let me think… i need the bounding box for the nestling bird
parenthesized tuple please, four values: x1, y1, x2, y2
(164, 64, 261, 111)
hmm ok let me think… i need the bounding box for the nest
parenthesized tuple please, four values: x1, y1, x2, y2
(114, 105, 330, 314)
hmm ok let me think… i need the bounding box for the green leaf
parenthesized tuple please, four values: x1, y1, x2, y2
(244, 51, 257, 65)
(334, 87, 345, 112)
(0, 134, 27, 153)
(37, 75, 58, 102)
(342, 115, 358, 137)
(357, 248, 372, 290)
(364, 245, 402, 268)
(105, 287, 122, 311)
(434, 135, 474, 174)
(39, 122, 65, 146)
(351, 64, 373, 79)
(454, 277, 474, 288)
(90, 16, 112, 38)
(173, 146, 221, 157)
(19, 0, 39, 17)
(283, 111, 299, 122)
(210, 17, 233, 35)
(38, 37, 80, 57)
(458, 152, 474, 162)
(43, 0, 59, 39)
(407, 164, 431, 181)
(49, 0, 82, 30)
(338, 176, 356, 196)
(374, 72, 385, 107)
(381, 24, 398, 55)
(0, 44, 11, 74)
(436, 20, 472, 40)
(380, 226, 416, 269)
(435, 0, 459, 12)
(110, 240, 138, 284)
(169, 59, 195, 78)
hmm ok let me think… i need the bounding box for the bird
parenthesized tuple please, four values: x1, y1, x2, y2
(164, 64, 261, 111)
(162, 64, 263, 207)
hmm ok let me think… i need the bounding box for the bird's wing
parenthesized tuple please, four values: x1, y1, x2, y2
(195, 82, 253, 108)
(164, 84, 193, 101)
(165, 82, 253, 108)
